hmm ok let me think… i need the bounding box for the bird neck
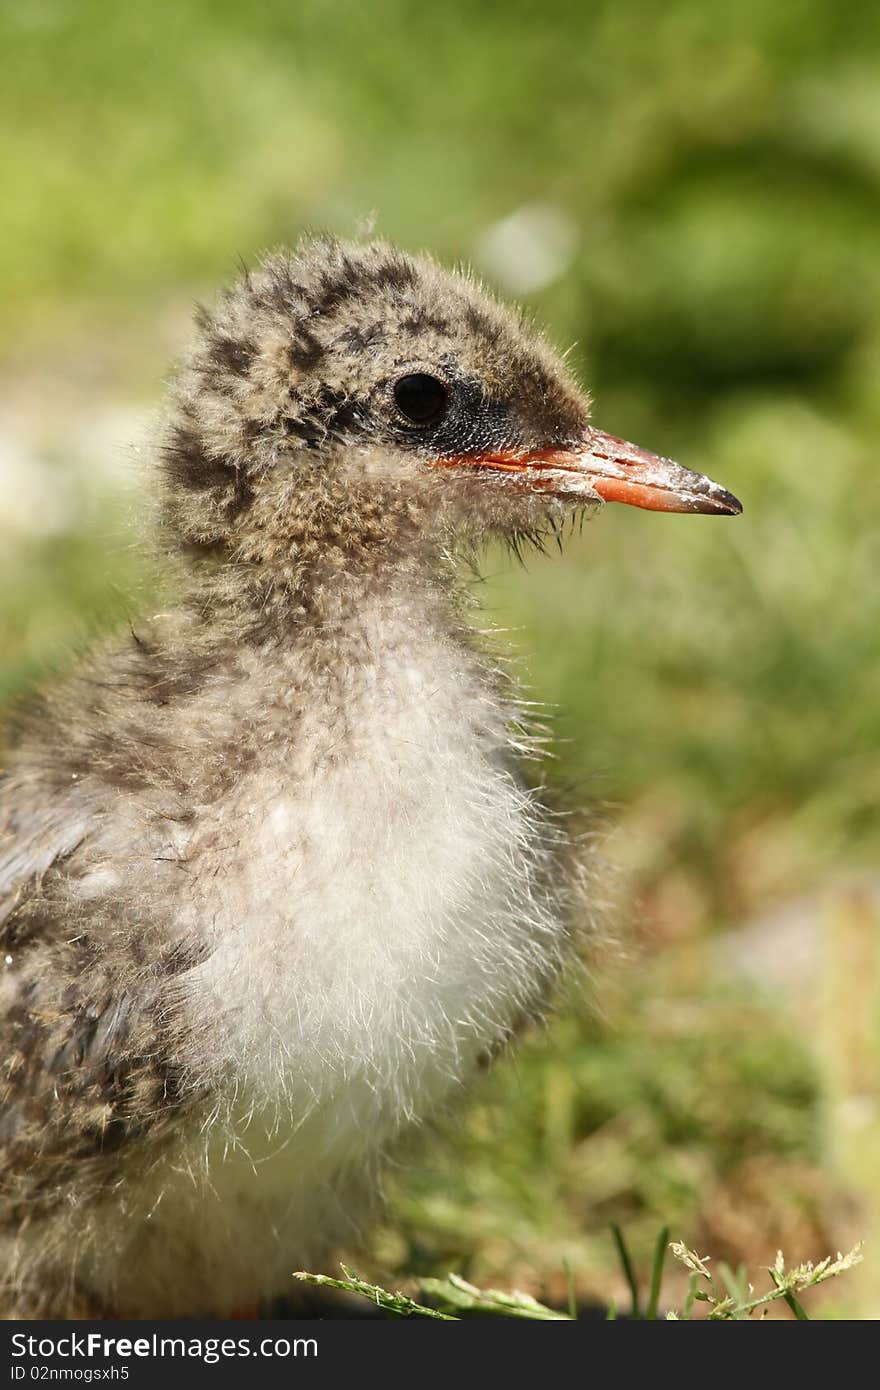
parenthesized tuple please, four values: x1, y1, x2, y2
(183, 534, 470, 666)
(174, 547, 507, 784)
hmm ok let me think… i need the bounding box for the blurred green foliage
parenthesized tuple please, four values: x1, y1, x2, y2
(2, 0, 878, 1313)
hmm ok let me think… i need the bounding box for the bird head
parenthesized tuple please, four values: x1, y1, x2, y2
(163, 237, 740, 580)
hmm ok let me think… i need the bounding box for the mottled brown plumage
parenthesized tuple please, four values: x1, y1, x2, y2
(0, 237, 739, 1318)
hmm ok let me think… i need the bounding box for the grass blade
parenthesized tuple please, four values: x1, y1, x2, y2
(683, 1273, 699, 1320)
(783, 1291, 810, 1320)
(419, 1274, 570, 1319)
(645, 1225, 669, 1320)
(292, 1268, 455, 1318)
(611, 1224, 641, 1318)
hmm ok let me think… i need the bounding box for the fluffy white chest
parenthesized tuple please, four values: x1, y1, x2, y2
(82, 606, 572, 1314)
(186, 630, 564, 1133)
(93, 613, 568, 1312)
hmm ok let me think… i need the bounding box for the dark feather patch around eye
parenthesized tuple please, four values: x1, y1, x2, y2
(393, 374, 449, 426)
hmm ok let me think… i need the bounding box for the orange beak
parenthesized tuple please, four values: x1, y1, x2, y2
(436, 426, 742, 516)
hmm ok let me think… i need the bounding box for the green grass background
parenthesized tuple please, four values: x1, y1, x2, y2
(2, 0, 879, 1315)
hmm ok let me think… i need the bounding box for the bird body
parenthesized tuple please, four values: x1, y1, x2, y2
(0, 238, 739, 1317)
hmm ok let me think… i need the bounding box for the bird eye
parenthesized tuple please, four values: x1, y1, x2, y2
(393, 373, 449, 426)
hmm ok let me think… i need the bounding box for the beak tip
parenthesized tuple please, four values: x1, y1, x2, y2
(717, 486, 739, 514)
(716, 488, 743, 517)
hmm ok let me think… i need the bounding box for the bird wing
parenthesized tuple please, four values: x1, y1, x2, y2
(0, 776, 92, 928)
(0, 772, 201, 1227)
